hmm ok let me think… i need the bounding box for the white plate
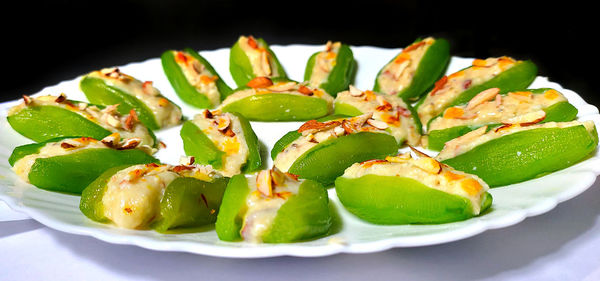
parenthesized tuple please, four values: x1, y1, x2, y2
(1, 45, 599, 258)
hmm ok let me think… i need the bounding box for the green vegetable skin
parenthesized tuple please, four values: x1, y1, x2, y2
(373, 38, 450, 101)
(152, 177, 229, 233)
(180, 112, 261, 173)
(7, 104, 111, 143)
(221, 79, 332, 121)
(440, 123, 599, 187)
(80, 75, 180, 131)
(426, 89, 579, 151)
(229, 36, 287, 87)
(303, 43, 357, 97)
(215, 174, 331, 243)
(335, 175, 493, 224)
(10, 146, 158, 194)
(161, 48, 233, 108)
(415, 59, 538, 120)
(274, 131, 399, 185)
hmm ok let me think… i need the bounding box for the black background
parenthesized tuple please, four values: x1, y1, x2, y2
(1, 0, 597, 106)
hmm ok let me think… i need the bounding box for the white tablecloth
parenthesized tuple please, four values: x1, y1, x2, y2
(2, 180, 600, 281)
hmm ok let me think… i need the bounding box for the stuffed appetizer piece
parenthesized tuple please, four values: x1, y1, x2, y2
(437, 120, 598, 187)
(219, 77, 334, 121)
(80, 161, 228, 232)
(416, 56, 537, 126)
(229, 35, 287, 87)
(180, 109, 261, 177)
(161, 48, 233, 109)
(7, 94, 157, 147)
(335, 149, 492, 224)
(272, 113, 399, 185)
(9, 134, 158, 194)
(334, 85, 421, 146)
(303, 41, 356, 97)
(426, 88, 578, 150)
(80, 68, 183, 130)
(373, 37, 450, 101)
(215, 168, 331, 243)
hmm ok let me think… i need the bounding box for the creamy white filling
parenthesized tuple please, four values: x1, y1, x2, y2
(189, 112, 249, 177)
(240, 173, 301, 243)
(429, 89, 567, 131)
(12, 138, 108, 182)
(102, 164, 179, 229)
(335, 90, 420, 145)
(87, 69, 182, 128)
(418, 57, 518, 125)
(436, 120, 595, 161)
(376, 37, 434, 95)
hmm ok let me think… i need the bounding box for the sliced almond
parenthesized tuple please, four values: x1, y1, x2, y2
(101, 132, 120, 148)
(118, 138, 141, 150)
(246, 76, 273, 88)
(124, 109, 139, 131)
(413, 157, 442, 174)
(385, 152, 412, 163)
(466, 88, 500, 110)
(77, 102, 88, 111)
(270, 168, 286, 187)
(267, 81, 296, 92)
(259, 51, 272, 76)
(333, 126, 346, 137)
(202, 109, 214, 119)
(503, 110, 546, 126)
(366, 119, 389, 130)
(495, 94, 502, 107)
(60, 142, 77, 149)
(106, 114, 122, 128)
(55, 94, 67, 103)
(256, 170, 273, 197)
(216, 115, 231, 131)
(348, 85, 363, 97)
(297, 120, 341, 135)
(325, 41, 333, 52)
(102, 104, 120, 114)
(179, 156, 195, 166)
(297, 85, 314, 96)
(22, 95, 33, 105)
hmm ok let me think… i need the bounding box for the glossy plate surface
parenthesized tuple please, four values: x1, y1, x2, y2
(1, 45, 599, 258)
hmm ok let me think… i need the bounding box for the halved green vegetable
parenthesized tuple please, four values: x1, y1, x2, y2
(221, 93, 331, 121)
(215, 174, 331, 243)
(373, 38, 450, 101)
(80, 76, 162, 130)
(335, 175, 492, 224)
(426, 88, 579, 151)
(161, 48, 233, 108)
(416, 59, 538, 125)
(14, 146, 159, 194)
(7, 104, 111, 143)
(304, 42, 357, 97)
(180, 112, 261, 174)
(280, 132, 399, 185)
(440, 123, 598, 187)
(229, 36, 287, 87)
